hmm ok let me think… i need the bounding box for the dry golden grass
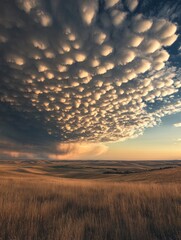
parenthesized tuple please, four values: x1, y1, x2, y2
(0, 160, 180, 183)
(0, 177, 180, 240)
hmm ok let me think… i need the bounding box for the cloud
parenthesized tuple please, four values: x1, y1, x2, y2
(125, 0, 139, 12)
(48, 142, 108, 160)
(81, 0, 98, 25)
(132, 15, 153, 33)
(0, 0, 180, 159)
(174, 123, 181, 127)
(105, 0, 120, 9)
(111, 10, 127, 27)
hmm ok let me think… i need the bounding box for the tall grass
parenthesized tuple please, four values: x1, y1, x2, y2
(0, 178, 180, 240)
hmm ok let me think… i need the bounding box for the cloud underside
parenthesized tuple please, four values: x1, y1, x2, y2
(0, 0, 181, 158)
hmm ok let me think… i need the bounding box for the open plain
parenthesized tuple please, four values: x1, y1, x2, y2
(0, 160, 180, 240)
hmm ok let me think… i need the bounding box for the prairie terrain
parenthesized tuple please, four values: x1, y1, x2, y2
(0, 160, 181, 240)
(0, 160, 181, 183)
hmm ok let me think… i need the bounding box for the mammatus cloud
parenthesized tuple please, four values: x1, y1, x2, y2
(0, 0, 180, 159)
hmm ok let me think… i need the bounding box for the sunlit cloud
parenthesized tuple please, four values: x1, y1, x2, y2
(48, 142, 108, 160)
(174, 123, 181, 127)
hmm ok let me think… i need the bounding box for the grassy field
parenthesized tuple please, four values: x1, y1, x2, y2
(0, 161, 181, 240)
(0, 160, 181, 183)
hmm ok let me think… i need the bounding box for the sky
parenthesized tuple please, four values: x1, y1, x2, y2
(0, 0, 180, 161)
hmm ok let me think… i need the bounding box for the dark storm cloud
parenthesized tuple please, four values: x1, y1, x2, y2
(0, 0, 180, 159)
